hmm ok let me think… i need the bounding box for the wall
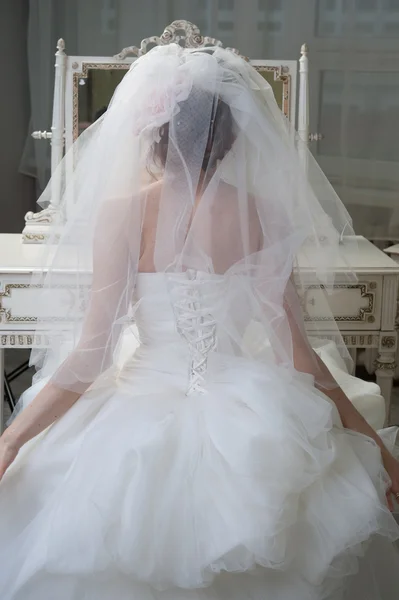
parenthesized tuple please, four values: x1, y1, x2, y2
(0, 0, 36, 233)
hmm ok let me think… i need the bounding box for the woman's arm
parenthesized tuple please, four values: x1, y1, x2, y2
(284, 278, 388, 450)
(284, 278, 399, 508)
(311, 351, 388, 450)
(0, 198, 137, 479)
(2, 383, 81, 451)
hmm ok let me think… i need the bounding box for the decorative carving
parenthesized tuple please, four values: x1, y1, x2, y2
(309, 133, 323, 142)
(31, 130, 53, 140)
(375, 360, 396, 372)
(381, 336, 396, 349)
(342, 334, 379, 347)
(0, 334, 50, 348)
(56, 38, 65, 55)
(73, 21, 244, 141)
(316, 333, 379, 348)
(302, 282, 375, 323)
(0, 284, 43, 323)
(114, 20, 241, 61)
(22, 233, 46, 243)
(23, 204, 60, 241)
(0, 283, 88, 324)
(300, 43, 309, 57)
(25, 204, 58, 226)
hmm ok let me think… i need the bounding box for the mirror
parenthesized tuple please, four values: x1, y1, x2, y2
(256, 68, 290, 119)
(74, 64, 130, 139)
(74, 64, 290, 141)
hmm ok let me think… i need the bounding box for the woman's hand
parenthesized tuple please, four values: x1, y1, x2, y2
(382, 449, 399, 512)
(0, 435, 19, 482)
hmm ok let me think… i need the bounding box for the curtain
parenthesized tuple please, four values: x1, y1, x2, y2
(20, 1, 77, 191)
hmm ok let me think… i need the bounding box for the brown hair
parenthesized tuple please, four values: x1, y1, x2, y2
(151, 95, 235, 174)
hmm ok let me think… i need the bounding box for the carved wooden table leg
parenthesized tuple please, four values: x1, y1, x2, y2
(375, 333, 397, 425)
(0, 348, 4, 434)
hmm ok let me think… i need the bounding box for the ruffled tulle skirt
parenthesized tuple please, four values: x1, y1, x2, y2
(0, 353, 398, 600)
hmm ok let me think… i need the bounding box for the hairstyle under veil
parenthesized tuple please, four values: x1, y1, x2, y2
(28, 44, 357, 396)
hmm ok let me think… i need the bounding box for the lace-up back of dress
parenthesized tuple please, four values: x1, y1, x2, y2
(134, 272, 223, 396)
(167, 271, 220, 395)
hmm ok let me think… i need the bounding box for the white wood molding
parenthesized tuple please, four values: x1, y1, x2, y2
(381, 274, 399, 331)
(22, 205, 59, 243)
(0, 349, 3, 433)
(298, 43, 309, 145)
(23, 39, 67, 243)
(375, 332, 398, 425)
(50, 39, 67, 209)
(31, 130, 53, 140)
(0, 333, 51, 348)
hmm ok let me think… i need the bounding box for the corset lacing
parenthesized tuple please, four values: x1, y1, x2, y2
(168, 272, 217, 395)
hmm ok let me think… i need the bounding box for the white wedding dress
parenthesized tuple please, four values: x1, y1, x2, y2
(0, 273, 399, 600)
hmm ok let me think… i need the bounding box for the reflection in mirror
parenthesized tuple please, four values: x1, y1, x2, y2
(75, 65, 289, 141)
(255, 68, 290, 119)
(77, 67, 129, 137)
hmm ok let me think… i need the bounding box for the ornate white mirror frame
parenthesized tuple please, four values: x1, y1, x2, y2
(23, 20, 312, 243)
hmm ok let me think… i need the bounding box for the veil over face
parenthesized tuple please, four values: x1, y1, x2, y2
(29, 43, 356, 393)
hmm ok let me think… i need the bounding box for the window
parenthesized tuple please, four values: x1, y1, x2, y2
(319, 21, 337, 34)
(257, 21, 282, 31)
(384, 20, 399, 31)
(219, 0, 234, 9)
(318, 70, 399, 162)
(354, 21, 375, 32)
(218, 21, 234, 30)
(258, 0, 282, 10)
(384, 0, 399, 9)
(100, 0, 116, 35)
(355, 0, 377, 10)
(317, 0, 399, 36)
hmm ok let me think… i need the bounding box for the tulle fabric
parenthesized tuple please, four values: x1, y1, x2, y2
(4, 42, 399, 600)
(29, 43, 356, 396)
(1, 274, 398, 600)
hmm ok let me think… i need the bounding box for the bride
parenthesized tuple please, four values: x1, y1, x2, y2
(0, 44, 398, 600)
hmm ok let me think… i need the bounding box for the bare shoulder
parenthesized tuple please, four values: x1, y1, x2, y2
(97, 180, 163, 218)
(214, 181, 259, 218)
(140, 179, 163, 201)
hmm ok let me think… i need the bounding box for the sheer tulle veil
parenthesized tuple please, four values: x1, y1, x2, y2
(27, 43, 357, 394)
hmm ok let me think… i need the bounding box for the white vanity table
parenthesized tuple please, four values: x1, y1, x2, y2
(1, 233, 399, 432)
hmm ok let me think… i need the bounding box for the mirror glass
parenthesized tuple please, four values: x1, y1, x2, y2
(77, 67, 129, 137)
(257, 69, 287, 115)
(75, 65, 289, 140)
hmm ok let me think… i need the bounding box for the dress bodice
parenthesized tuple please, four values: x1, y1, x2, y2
(131, 273, 219, 395)
(134, 274, 180, 346)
